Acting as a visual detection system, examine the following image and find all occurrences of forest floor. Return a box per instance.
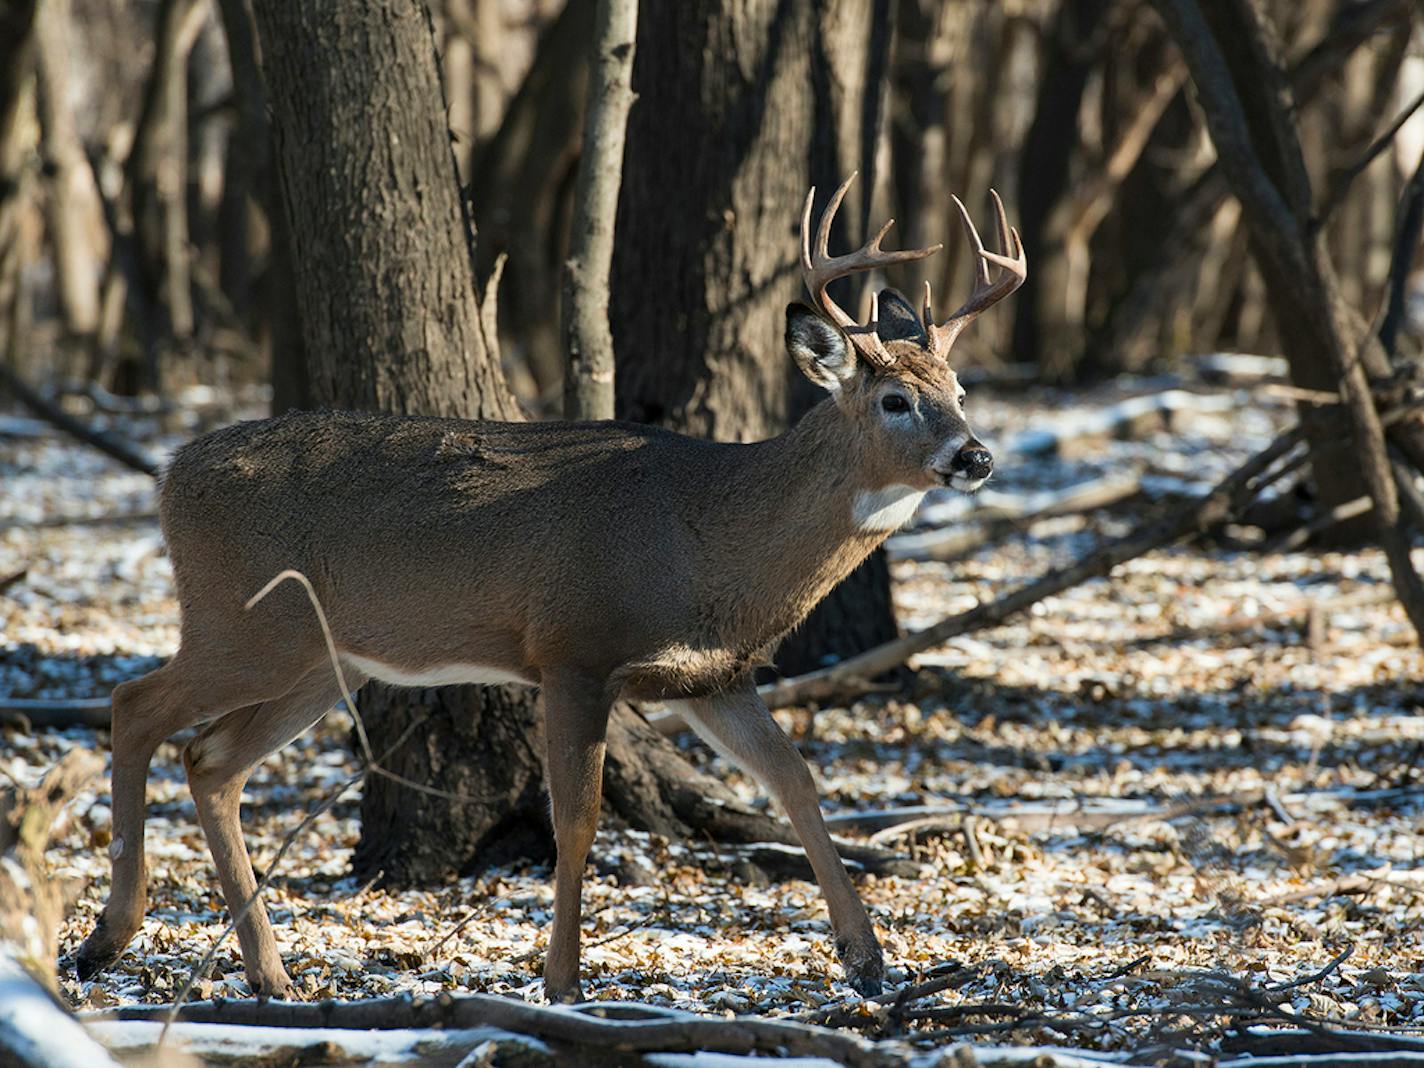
[2,376,1422,1062]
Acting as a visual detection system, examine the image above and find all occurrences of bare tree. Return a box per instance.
[1151,0,1424,638]
[562,0,637,420]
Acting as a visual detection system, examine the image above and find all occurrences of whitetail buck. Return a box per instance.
[75,175,1025,1002]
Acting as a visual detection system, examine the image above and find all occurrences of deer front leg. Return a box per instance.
[681,685,884,996]
[540,669,613,1004]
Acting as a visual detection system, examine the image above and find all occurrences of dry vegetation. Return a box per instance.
[3,381,1421,1062]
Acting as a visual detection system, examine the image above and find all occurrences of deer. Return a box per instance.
[74,174,1025,1004]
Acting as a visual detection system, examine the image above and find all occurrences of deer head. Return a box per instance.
[786,173,1027,494]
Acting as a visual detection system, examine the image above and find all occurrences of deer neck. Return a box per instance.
[698,398,923,649]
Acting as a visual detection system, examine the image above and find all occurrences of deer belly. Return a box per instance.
[342,653,533,689]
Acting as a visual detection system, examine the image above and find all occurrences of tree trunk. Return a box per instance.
[250,0,812,884]
[1150,0,1424,639]
[250,0,551,885]
[1010,0,1108,380]
[612,0,901,678]
[562,0,637,421]
[213,0,308,412]
[0,0,38,366]
[34,0,105,338]
[472,0,594,405]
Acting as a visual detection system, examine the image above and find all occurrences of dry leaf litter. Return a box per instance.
[1,380,1421,1059]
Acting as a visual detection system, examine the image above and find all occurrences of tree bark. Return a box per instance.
[562,0,637,421]
[250,0,549,885]
[0,0,37,366]
[612,0,901,678]
[1010,0,1109,379]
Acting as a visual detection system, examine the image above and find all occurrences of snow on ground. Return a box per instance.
[1,381,1421,1057]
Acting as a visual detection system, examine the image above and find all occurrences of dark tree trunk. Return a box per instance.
[1180,0,1410,542]
[472,0,594,404]
[1010,0,1107,379]
[612,0,900,679]
[250,0,550,886]
[214,0,308,413]
[249,0,818,884]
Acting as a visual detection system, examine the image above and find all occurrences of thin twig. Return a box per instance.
[1318,87,1424,227]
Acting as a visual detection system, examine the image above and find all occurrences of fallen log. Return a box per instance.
[88,1021,553,1067]
[0,956,122,1068]
[97,993,905,1068]
[0,697,113,730]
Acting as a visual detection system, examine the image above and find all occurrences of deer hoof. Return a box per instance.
[836,934,885,998]
[74,943,119,982]
[74,918,131,981]
[250,970,298,1001]
[544,979,584,1004]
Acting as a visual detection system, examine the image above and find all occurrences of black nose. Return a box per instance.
[952,444,993,480]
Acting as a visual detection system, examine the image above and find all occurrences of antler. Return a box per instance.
[923,189,1027,359]
[800,172,941,369]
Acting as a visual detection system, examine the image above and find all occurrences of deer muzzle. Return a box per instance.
[949,440,993,484]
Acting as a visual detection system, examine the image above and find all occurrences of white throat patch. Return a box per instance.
[852,484,925,532]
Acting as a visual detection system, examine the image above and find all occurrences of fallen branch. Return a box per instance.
[99,993,903,1068]
[0,697,113,730]
[1267,495,1374,552]
[826,786,1424,838]
[888,474,1142,564]
[89,1021,552,1066]
[1123,587,1397,648]
[1,956,122,1068]
[0,362,159,476]
[0,509,158,532]
[1004,388,1236,459]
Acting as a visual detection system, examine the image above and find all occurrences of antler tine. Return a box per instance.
[990,189,1012,260]
[816,174,856,266]
[927,189,1028,358]
[950,194,992,289]
[799,172,942,369]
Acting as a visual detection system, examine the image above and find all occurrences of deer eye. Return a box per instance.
[957,392,967,406]
[881,394,910,414]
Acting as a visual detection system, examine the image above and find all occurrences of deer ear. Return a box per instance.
[876,288,927,346]
[786,303,856,391]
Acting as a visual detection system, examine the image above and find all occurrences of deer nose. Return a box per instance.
[952,443,993,481]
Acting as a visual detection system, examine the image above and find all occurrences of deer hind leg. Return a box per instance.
[75,650,311,981]
[681,684,885,996]
[182,664,361,999]
[539,668,613,1004]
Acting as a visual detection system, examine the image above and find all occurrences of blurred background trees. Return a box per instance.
[2,0,1417,404]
